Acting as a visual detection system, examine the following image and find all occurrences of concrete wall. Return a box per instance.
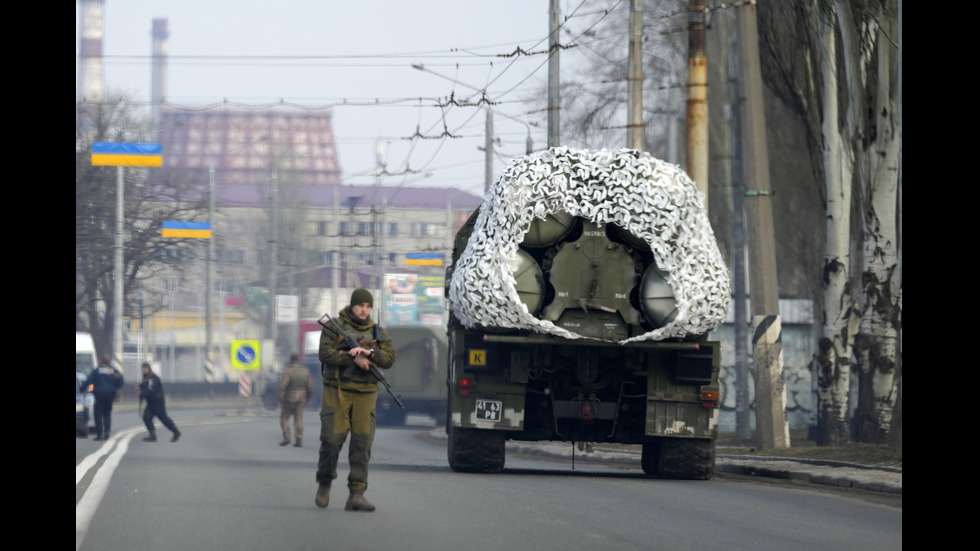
[710,299,816,433]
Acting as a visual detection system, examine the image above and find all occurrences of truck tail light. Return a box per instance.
[700,390,719,409]
[455,376,476,397]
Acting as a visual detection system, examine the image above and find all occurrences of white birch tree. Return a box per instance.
[814,5,860,445]
[835,0,901,443]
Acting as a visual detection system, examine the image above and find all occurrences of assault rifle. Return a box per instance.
[318,314,405,410]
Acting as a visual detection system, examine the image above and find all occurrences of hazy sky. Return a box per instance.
[75,1,587,196]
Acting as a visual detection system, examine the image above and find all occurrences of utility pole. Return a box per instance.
[485,110,494,192]
[548,0,561,147]
[206,166,216,383]
[727,23,751,441]
[114,166,124,372]
[267,167,279,367]
[735,1,789,449]
[687,0,709,204]
[627,0,644,150]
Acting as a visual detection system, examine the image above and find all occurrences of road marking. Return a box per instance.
[76,427,140,551]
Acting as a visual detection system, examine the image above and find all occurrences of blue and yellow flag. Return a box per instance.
[162,221,212,239]
[405,253,442,266]
[91,142,162,167]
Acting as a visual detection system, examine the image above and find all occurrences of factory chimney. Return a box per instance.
[151,18,169,130]
[77,0,105,103]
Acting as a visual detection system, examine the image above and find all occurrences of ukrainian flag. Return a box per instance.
[405,253,442,266]
[162,221,212,239]
[91,142,163,167]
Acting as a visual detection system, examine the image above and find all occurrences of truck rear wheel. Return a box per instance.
[447,424,506,473]
[657,438,715,480]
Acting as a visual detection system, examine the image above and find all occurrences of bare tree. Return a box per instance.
[757,0,901,444]
[76,95,208,360]
[554,0,901,446]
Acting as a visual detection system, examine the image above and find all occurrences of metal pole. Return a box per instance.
[205,165,215,381]
[332,188,339,315]
[728,23,751,441]
[686,0,709,204]
[114,166,124,372]
[627,0,644,150]
[268,168,278,351]
[485,109,494,193]
[548,0,561,147]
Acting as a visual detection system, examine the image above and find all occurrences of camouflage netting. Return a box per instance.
[448,147,731,343]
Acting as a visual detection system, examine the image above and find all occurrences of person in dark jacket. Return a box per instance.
[314,288,396,512]
[85,354,124,441]
[137,362,181,442]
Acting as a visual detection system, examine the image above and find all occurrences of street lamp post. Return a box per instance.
[267,167,278,350]
[206,165,216,381]
[91,141,163,379]
[114,166,124,371]
[205,135,268,382]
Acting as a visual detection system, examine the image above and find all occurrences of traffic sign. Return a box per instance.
[231,340,261,370]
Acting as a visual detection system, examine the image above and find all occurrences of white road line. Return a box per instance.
[75,427,140,551]
[75,426,142,485]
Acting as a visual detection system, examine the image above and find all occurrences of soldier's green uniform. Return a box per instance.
[315,289,396,511]
[278,355,313,447]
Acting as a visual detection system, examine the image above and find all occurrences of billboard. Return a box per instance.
[384,273,445,326]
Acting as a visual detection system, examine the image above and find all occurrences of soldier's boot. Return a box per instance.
[344,492,375,512]
[171,430,181,443]
[294,438,302,447]
[143,432,157,442]
[279,434,290,446]
[314,483,330,509]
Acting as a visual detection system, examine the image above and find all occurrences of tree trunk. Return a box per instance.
[852,0,901,444]
[814,7,858,446]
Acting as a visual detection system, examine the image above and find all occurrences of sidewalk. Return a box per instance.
[434,431,902,495]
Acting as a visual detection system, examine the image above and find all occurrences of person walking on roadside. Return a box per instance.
[315,288,396,512]
[137,362,181,442]
[85,354,124,441]
[278,353,313,447]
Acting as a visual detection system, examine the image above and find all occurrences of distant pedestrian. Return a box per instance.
[85,354,124,441]
[315,288,396,512]
[137,362,181,442]
[278,353,313,447]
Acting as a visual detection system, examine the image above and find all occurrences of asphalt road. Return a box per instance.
[77,402,901,551]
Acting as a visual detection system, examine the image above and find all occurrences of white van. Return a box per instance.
[76,332,98,377]
[76,332,97,437]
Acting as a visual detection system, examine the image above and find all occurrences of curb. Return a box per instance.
[460,432,902,495]
[715,460,902,495]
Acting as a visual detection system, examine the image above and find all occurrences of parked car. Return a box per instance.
[76,374,92,438]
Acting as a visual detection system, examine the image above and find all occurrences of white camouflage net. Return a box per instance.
[449,147,731,343]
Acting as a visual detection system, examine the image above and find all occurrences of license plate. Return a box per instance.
[475,399,502,422]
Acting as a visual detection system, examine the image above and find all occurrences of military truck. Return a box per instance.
[444,148,731,479]
[375,325,448,426]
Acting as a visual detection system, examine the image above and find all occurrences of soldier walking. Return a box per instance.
[315,288,396,512]
[278,353,313,447]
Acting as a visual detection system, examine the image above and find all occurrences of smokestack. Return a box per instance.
[77,0,105,103]
[151,18,169,129]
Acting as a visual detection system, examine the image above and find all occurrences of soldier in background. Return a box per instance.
[278,353,313,447]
